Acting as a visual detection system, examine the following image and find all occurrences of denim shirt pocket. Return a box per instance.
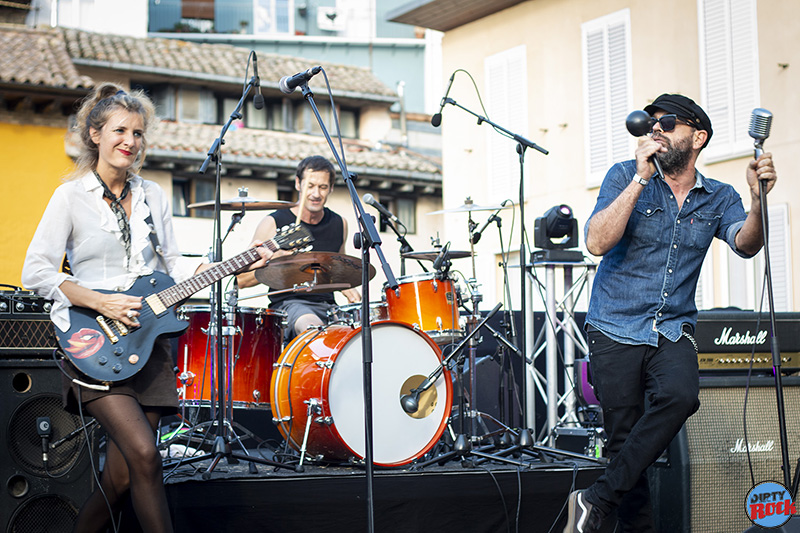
[630,201,664,243]
[686,211,721,250]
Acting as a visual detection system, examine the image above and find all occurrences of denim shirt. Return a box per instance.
[585,160,752,346]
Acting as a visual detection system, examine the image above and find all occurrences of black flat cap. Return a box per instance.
[644,93,713,148]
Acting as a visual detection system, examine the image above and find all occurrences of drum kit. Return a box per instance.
[169,194,522,469]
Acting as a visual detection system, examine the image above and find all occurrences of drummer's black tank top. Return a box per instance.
[268,207,344,305]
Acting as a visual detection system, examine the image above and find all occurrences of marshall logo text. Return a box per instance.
[714,327,768,347]
[730,438,775,454]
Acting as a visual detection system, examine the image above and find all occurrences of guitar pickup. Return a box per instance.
[96,316,119,344]
[145,294,166,316]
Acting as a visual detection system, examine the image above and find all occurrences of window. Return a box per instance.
[177,86,216,124]
[377,197,416,234]
[254,0,294,35]
[581,9,633,188]
[484,45,528,203]
[698,0,760,162]
[172,177,215,219]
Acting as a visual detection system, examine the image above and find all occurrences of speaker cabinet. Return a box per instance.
[650,376,800,532]
[1,359,97,532]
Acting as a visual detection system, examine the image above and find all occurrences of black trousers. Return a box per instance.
[584,326,700,532]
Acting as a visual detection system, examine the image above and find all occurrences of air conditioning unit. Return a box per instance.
[317,6,345,32]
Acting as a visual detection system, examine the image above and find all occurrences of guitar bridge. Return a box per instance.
[96,316,119,344]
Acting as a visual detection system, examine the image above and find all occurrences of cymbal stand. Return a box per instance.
[163,52,296,477]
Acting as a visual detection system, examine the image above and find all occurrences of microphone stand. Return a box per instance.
[164,73,294,476]
[298,77,398,533]
[440,96,548,433]
[381,216,427,277]
[756,169,793,493]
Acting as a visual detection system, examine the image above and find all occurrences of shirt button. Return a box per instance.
[658,312,663,317]
[677,219,681,224]
[664,292,668,297]
[668,268,673,273]
[673,244,678,249]
[646,209,652,214]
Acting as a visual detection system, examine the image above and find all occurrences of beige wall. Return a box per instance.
[438,0,800,311]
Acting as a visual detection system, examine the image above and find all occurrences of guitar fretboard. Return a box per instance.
[155,241,277,308]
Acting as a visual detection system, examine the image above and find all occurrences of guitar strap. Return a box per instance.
[143,195,169,273]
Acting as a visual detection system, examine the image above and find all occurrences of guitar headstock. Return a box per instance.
[274,223,314,251]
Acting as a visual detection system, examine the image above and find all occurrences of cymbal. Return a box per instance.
[187,197,296,211]
[402,250,473,261]
[254,252,376,290]
[427,200,511,215]
[268,283,352,297]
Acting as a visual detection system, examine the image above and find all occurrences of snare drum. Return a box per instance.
[326,302,389,326]
[176,306,286,408]
[384,272,463,344]
[271,322,452,466]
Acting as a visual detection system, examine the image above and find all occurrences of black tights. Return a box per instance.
[74,394,173,533]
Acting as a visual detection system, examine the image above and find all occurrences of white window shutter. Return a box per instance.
[484,45,528,202]
[699,0,760,162]
[582,9,632,187]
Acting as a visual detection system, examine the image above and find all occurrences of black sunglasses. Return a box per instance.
[650,114,697,132]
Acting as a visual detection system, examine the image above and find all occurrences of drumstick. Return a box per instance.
[295,178,308,225]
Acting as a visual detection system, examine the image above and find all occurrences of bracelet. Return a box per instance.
[632,174,649,186]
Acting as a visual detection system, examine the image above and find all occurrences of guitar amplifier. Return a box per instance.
[695,311,800,373]
[0,291,56,357]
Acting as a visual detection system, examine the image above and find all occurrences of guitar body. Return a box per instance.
[55,272,187,384]
[54,223,313,384]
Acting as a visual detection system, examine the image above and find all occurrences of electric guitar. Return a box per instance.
[55,224,313,384]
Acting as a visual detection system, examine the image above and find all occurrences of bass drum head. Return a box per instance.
[326,322,451,466]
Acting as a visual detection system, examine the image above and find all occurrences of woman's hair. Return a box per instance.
[69,82,156,180]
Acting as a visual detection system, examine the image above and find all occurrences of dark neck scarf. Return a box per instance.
[94,171,131,261]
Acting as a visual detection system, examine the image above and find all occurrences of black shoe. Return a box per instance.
[564,490,602,533]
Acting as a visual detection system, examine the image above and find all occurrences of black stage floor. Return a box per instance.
[161,449,605,533]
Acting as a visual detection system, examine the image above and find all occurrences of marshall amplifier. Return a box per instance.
[649,376,800,532]
[0,290,57,357]
[695,310,800,373]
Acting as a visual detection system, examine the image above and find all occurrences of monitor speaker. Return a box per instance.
[1,359,98,532]
[650,376,800,532]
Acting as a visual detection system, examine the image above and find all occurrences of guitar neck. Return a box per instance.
[155,241,276,308]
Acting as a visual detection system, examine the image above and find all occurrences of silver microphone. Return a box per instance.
[362,193,400,224]
[748,108,773,159]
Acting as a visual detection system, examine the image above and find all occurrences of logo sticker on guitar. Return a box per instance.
[65,328,105,359]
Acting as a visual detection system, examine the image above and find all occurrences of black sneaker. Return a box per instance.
[564,490,602,533]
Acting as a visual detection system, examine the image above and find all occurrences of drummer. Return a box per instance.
[238,155,361,341]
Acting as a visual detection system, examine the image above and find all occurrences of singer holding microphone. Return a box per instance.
[238,155,361,340]
[564,94,777,533]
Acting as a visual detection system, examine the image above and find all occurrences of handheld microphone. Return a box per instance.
[626,109,664,181]
[748,108,773,159]
[431,71,456,127]
[37,416,51,464]
[362,193,400,224]
[252,52,264,110]
[279,66,323,95]
[471,201,508,244]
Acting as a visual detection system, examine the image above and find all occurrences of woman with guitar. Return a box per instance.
[22,83,274,532]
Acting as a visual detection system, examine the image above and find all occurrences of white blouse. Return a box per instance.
[22,171,195,331]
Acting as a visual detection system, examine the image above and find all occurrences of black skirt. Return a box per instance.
[61,336,179,415]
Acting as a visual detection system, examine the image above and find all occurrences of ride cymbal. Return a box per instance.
[253,252,376,290]
[188,197,296,211]
[427,198,511,215]
[402,250,473,261]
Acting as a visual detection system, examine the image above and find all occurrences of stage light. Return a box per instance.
[534,204,579,250]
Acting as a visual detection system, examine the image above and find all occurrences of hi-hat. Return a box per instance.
[427,199,512,215]
[254,252,375,290]
[188,197,296,211]
[402,250,473,261]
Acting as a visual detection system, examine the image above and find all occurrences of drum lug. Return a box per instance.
[315,360,334,369]
[274,362,293,368]
[412,323,421,332]
[272,416,291,424]
[433,279,438,292]
[314,416,333,426]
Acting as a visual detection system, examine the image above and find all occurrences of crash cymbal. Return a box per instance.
[187,197,296,211]
[402,250,473,261]
[254,252,376,290]
[427,198,511,215]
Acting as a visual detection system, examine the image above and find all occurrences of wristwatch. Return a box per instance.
[632,174,650,186]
